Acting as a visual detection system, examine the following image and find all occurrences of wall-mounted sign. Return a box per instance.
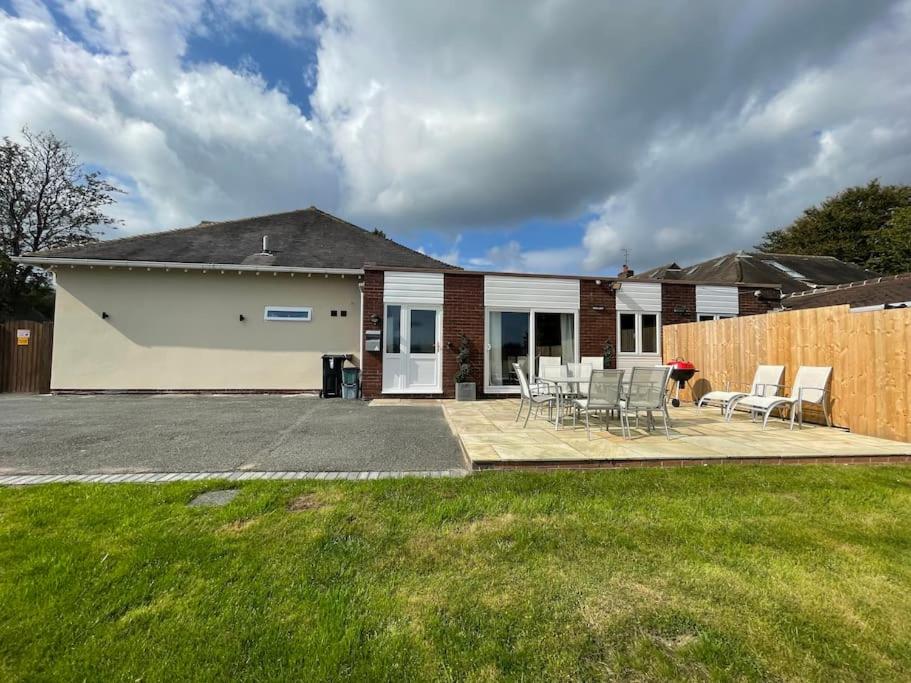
[16,329,30,346]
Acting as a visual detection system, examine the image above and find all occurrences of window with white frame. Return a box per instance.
[618,312,660,354]
[697,313,735,322]
[264,306,312,322]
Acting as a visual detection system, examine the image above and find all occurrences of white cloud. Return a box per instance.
[313,0,911,271]
[417,233,461,266]
[479,240,588,274]
[0,3,338,235]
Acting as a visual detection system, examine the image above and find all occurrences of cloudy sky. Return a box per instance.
[2,0,910,275]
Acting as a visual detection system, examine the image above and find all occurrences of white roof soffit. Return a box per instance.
[13,256,363,276]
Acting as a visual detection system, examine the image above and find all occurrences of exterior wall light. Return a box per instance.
[673,305,689,314]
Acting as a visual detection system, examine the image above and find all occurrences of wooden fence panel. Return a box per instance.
[663,305,911,443]
[0,321,54,393]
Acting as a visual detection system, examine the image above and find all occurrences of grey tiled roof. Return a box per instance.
[781,273,911,310]
[27,207,454,271]
[635,251,878,294]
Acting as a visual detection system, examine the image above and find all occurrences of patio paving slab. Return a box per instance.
[441,400,911,467]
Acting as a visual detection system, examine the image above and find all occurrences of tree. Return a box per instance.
[756,180,911,275]
[0,128,121,319]
[874,206,911,275]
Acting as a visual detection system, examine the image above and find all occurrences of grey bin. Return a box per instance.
[341,366,360,400]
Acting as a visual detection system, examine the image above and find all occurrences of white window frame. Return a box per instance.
[697,313,736,322]
[383,303,403,355]
[616,311,661,355]
[264,306,312,322]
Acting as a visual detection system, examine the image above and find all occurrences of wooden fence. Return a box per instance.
[0,321,54,393]
[662,304,911,442]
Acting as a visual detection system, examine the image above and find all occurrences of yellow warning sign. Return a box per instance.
[16,329,30,346]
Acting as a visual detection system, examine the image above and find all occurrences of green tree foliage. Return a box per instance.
[874,206,911,276]
[757,180,911,275]
[0,128,121,319]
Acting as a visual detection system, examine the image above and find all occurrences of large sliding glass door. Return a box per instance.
[533,312,575,374]
[485,309,578,393]
[487,311,529,388]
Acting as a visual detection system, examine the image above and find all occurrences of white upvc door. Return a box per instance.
[382,304,443,394]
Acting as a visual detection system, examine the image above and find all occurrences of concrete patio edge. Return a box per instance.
[472,454,911,470]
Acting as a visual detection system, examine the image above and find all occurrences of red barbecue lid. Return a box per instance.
[666,358,696,370]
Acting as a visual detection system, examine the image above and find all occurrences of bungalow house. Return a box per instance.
[16,208,780,398]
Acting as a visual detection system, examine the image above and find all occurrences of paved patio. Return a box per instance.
[435,399,911,469]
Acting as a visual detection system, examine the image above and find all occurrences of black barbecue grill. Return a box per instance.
[666,358,698,407]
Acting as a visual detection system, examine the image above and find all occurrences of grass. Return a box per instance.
[2,467,911,681]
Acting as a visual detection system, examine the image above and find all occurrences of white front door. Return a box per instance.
[382,304,443,393]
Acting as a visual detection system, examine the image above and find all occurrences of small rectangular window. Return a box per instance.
[385,305,401,354]
[264,306,312,322]
[698,314,715,322]
[619,313,636,353]
[641,314,658,353]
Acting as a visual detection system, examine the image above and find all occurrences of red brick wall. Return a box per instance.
[360,270,486,399]
[442,273,485,398]
[662,283,697,326]
[579,280,617,368]
[738,287,780,316]
[360,270,384,399]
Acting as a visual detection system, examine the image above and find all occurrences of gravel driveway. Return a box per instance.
[0,394,465,474]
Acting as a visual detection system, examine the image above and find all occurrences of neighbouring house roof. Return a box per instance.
[17,207,454,272]
[634,251,878,294]
[781,273,911,311]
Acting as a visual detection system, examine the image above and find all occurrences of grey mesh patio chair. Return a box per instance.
[572,369,625,438]
[569,362,594,397]
[619,366,674,440]
[538,363,564,397]
[697,365,784,417]
[726,365,832,430]
[513,363,557,427]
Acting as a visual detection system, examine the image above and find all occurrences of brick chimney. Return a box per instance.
[618,263,635,278]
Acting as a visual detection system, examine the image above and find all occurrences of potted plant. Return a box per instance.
[603,340,614,369]
[453,334,476,401]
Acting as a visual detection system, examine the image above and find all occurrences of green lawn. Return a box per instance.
[2,467,911,681]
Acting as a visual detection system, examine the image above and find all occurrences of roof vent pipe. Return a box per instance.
[262,235,271,254]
